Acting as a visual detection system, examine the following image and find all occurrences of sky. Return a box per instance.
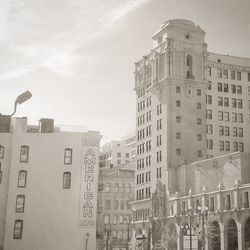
[0,0,250,144]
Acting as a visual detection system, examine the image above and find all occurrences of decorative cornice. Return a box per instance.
[207,60,250,72]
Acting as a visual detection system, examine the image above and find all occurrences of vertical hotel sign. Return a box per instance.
[79,138,99,227]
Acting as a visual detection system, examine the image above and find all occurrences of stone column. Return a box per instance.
[176,225,183,250]
[237,221,244,250]
[219,223,226,250]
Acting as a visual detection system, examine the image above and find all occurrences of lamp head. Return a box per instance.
[16,91,32,105]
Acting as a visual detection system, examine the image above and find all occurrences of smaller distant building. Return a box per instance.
[121,131,136,161]
[97,162,135,250]
[99,140,132,169]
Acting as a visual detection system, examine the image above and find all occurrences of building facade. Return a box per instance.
[131,19,250,249]
[97,163,135,250]
[0,117,101,250]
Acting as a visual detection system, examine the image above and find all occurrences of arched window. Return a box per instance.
[63,172,71,189]
[16,195,25,213]
[0,145,4,159]
[186,55,193,78]
[18,170,27,187]
[13,220,23,239]
[126,184,131,193]
[20,145,29,163]
[104,183,111,192]
[114,183,119,192]
[64,148,73,165]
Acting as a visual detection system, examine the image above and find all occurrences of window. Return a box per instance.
[239,142,244,152]
[206,95,212,104]
[207,67,211,76]
[104,183,111,192]
[217,69,222,78]
[224,83,228,92]
[218,111,223,121]
[113,215,118,225]
[157,104,162,115]
[119,215,124,224]
[114,184,119,192]
[120,200,124,209]
[176,116,181,123]
[224,112,229,121]
[13,220,23,239]
[218,97,223,106]
[176,148,181,155]
[232,113,237,122]
[126,184,131,193]
[207,139,213,149]
[237,71,241,80]
[231,71,235,80]
[237,99,242,108]
[206,110,212,119]
[176,100,181,107]
[16,195,25,213]
[157,135,162,146]
[233,142,238,152]
[156,167,162,179]
[225,194,231,210]
[0,145,4,159]
[197,118,202,125]
[114,200,119,209]
[239,128,243,137]
[18,170,27,188]
[120,184,125,193]
[197,134,202,141]
[224,98,229,107]
[233,127,237,137]
[248,86,250,95]
[197,150,202,158]
[156,151,162,162]
[224,126,230,136]
[219,141,224,151]
[104,214,110,224]
[248,73,250,81]
[237,85,242,94]
[208,81,212,90]
[20,146,29,163]
[117,152,121,157]
[176,86,181,93]
[197,103,201,109]
[105,200,111,209]
[231,84,236,93]
[197,89,201,96]
[232,98,236,108]
[238,113,243,123]
[217,82,222,92]
[117,160,121,165]
[219,126,224,136]
[176,132,181,139]
[63,172,71,189]
[126,153,129,158]
[223,69,228,79]
[209,197,215,212]
[225,141,230,151]
[207,124,213,134]
[0,169,2,184]
[157,119,162,130]
[64,148,72,165]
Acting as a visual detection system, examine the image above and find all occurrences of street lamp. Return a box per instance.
[6,90,32,117]
[197,206,208,250]
[104,223,111,250]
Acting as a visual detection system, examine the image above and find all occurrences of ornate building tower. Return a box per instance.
[134,19,208,197]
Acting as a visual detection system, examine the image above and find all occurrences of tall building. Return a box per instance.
[97,162,135,250]
[0,117,101,250]
[131,19,250,249]
[134,18,250,199]
[121,131,136,161]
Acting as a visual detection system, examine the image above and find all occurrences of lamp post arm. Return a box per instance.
[7,100,18,117]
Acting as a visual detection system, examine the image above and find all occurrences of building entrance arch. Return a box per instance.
[207,221,220,250]
[226,219,238,250]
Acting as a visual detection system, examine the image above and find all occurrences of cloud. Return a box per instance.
[0,0,152,81]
